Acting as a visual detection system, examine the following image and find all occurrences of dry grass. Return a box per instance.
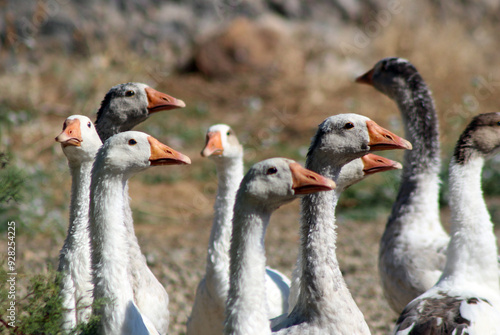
[1,7,500,334]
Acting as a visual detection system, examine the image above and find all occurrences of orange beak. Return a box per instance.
[201,131,224,157]
[148,136,191,166]
[145,87,186,114]
[361,153,402,175]
[355,68,374,85]
[289,162,336,195]
[55,118,82,147]
[366,120,412,151]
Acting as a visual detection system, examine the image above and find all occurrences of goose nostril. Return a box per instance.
[386,135,393,140]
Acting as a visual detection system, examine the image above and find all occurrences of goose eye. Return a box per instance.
[125,90,135,97]
[128,139,137,145]
[87,122,92,128]
[344,122,354,129]
[497,121,500,126]
[226,131,231,136]
[266,167,278,175]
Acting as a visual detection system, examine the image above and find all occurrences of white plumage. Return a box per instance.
[56,115,102,331]
[89,131,190,334]
[188,124,290,335]
[223,158,336,335]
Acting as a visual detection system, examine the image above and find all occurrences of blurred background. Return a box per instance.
[1,0,500,333]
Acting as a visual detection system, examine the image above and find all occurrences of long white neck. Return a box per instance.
[224,205,272,335]
[62,161,93,266]
[440,157,499,289]
[206,156,244,304]
[90,171,136,333]
[293,163,367,332]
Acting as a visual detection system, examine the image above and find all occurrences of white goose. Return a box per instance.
[356,57,450,313]
[187,124,291,335]
[94,82,185,334]
[392,113,500,334]
[55,115,102,331]
[272,114,411,335]
[89,131,191,334]
[285,153,402,315]
[224,158,336,335]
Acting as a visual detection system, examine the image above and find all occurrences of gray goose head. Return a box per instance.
[307,113,412,170]
[236,158,336,212]
[355,57,424,99]
[454,112,500,164]
[95,82,185,141]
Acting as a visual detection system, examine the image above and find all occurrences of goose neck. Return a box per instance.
[442,156,499,289]
[395,80,441,177]
[90,170,135,330]
[225,205,272,335]
[65,162,93,248]
[205,156,244,300]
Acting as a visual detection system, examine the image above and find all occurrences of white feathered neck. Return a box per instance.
[441,156,499,289]
[206,155,244,303]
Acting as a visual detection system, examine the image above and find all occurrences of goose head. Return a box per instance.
[454,112,500,164]
[237,158,336,212]
[96,131,191,177]
[55,115,102,165]
[307,113,412,169]
[336,154,402,192]
[95,82,186,141]
[201,124,243,159]
[355,57,422,99]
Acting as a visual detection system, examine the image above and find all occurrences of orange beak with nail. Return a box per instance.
[290,162,336,195]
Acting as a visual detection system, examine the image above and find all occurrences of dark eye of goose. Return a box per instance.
[344,122,354,129]
[128,139,137,145]
[266,167,278,175]
[227,130,231,136]
[125,90,135,97]
[87,122,91,128]
[497,121,500,126]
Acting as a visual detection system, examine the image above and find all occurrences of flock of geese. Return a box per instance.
[54,57,500,334]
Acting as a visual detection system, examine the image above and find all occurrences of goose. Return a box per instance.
[89,131,191,334]
[187,124,291,335]
[271,114,412,335]
[94,82,186,333]
[285,153,402,316]
[356,57,451,313]
[55,115,102,331]
[224,157,336,335]
[392,112,500,334]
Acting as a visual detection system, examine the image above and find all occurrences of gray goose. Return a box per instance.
[357,58,450,313]
[94,82,185,334]
[266,114,411,335]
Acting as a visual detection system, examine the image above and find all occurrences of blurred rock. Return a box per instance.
[194,17,304,78]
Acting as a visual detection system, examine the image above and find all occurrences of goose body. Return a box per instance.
[357,58,450,313]
[224,158,336,335]
[56,115,102,331]
[272,114,411,335]
[188,124,290,335]
[392,113,500,334]
[94,82,185,333]
[89,131,190,334]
